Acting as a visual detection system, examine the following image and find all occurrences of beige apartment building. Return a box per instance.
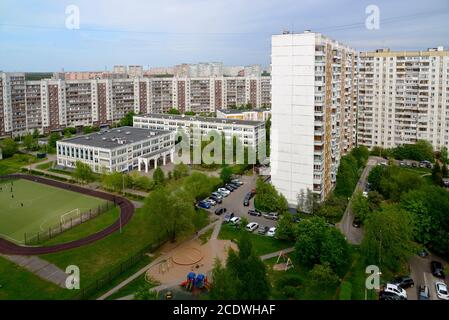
[358,47,449,150]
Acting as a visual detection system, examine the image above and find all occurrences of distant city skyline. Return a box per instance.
[1,0,448,71]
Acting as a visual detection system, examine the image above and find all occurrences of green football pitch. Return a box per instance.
[0,179,108,244]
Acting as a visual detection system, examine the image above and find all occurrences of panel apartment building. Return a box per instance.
[357,47,449,150]
[271,31,357,206]
[0,72,271,137]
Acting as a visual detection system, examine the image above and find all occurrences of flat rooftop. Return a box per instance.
[136,113,264,126]
[218,109,270,115]
[59,126,170,149]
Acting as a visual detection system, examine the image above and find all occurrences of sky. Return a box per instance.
[0,0,448,72]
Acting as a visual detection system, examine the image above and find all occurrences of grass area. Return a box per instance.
[0,154,41,176]
[338,247,378,300]
[41,207,120,246]
[268,254,338,300]
[0,179,108,243]
[199,228,213,245]
[218,223,293,256]
[40,208,160,291]
[36,161,54,170]
[0,256,69,300]
[106,273,157,300]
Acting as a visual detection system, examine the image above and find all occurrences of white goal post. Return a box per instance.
[60,208,81,225]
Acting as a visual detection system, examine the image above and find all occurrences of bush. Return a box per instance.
[275,274,302,288]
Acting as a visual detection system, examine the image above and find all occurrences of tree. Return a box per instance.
[0,138,18,158]
[392,140,434,162]
[23,133,37,151]
[217,233,271,300]
[351,191,370,222]
[167,108,181,115]
[73,161,95,184]
[153,167,165,187]
[173,162,189,180]
[432,162,443,186]
[32,128,40,139]
[440,146,448,165]
[48,132,61,148]
[334,154,359,197]
[295,217,350,276]
[143,187,195,242]
[442,163,448,178]
[254,178,288,213]
[102,171,125,192]
[309,263,340,288]
[367,165,384,192]
[209,259,239,300]
[183,172,220,201]
[118,111,136,127]
[361,204,415,272]
[296,189,305,213]
[275,213,297,241]
[220,165,233,184]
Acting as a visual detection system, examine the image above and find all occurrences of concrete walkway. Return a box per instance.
[1,254,68,288]
[260,247,295,261]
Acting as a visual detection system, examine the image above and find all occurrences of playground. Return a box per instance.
[145,228,237,295]
[0,178,108,244]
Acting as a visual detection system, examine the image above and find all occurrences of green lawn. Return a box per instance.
[0,154,41,176]
[40,208,161,291]
[218,224,294,256]
[106,273,156,300]
[0,256,70,300]
[41,207,120,246]
[0,179,108,243]
[36,161,54,170]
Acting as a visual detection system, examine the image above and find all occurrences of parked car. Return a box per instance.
[205,198,216,206]
[418,285,430,300]
[352,217,362,228]
[293,215,302,223]
[211,192,223,200]
[258,225,269,235]
[391,276,414,289]
[229,182,240,189]
[248,209,261,217]
[209,194,222,204]
[231,179,243,186]
[214,207,227,215]
[197,200,211,209]
[266,227,276,237]
[263,212,279,220]
[399,161,406,167]
[243,193,251,206]
[435,281,449,300]
[431,261,445,278]
[218,188,230,197]
[246,222,259,232]
[379,291,406,300]
[230,216,241,226]
[383,283,407,299]
[417,248,429,257]
[224,184,235,192]
[223,212,235,223]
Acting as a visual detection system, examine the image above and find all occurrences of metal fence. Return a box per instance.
[24,202,113,245]
[72,238,166,300]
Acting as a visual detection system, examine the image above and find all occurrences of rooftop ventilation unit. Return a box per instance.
[126,131,131,135]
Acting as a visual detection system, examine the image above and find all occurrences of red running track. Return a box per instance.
[0,174,135,255]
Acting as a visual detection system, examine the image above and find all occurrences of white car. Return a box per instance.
[362,191,368,198]
[435,281,449,300]
[231,179,243,186]
[384,283,407,299]
[245,222,259,232]
[266,227,276,237]
[230,216,241,225]
[205,198,216,206]
[218,188,230,197]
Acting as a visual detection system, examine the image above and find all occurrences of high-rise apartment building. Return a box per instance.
[0,72,271,136]
[358,47,449,150]
[271,31,357,206]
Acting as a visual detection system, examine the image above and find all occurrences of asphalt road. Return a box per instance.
[407,254,447,300]
[337,156,381,245]
[206,174,276,230]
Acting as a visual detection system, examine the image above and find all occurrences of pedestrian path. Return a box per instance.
[1,254,68,288]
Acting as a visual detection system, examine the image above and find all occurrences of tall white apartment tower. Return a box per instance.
[358,47,449,150]
[271,31,357,206]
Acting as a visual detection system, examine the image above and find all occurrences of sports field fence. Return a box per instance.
[24,201,114,245]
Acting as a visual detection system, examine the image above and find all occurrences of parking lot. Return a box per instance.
[206,174,277,230]
[407,254,447,300]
